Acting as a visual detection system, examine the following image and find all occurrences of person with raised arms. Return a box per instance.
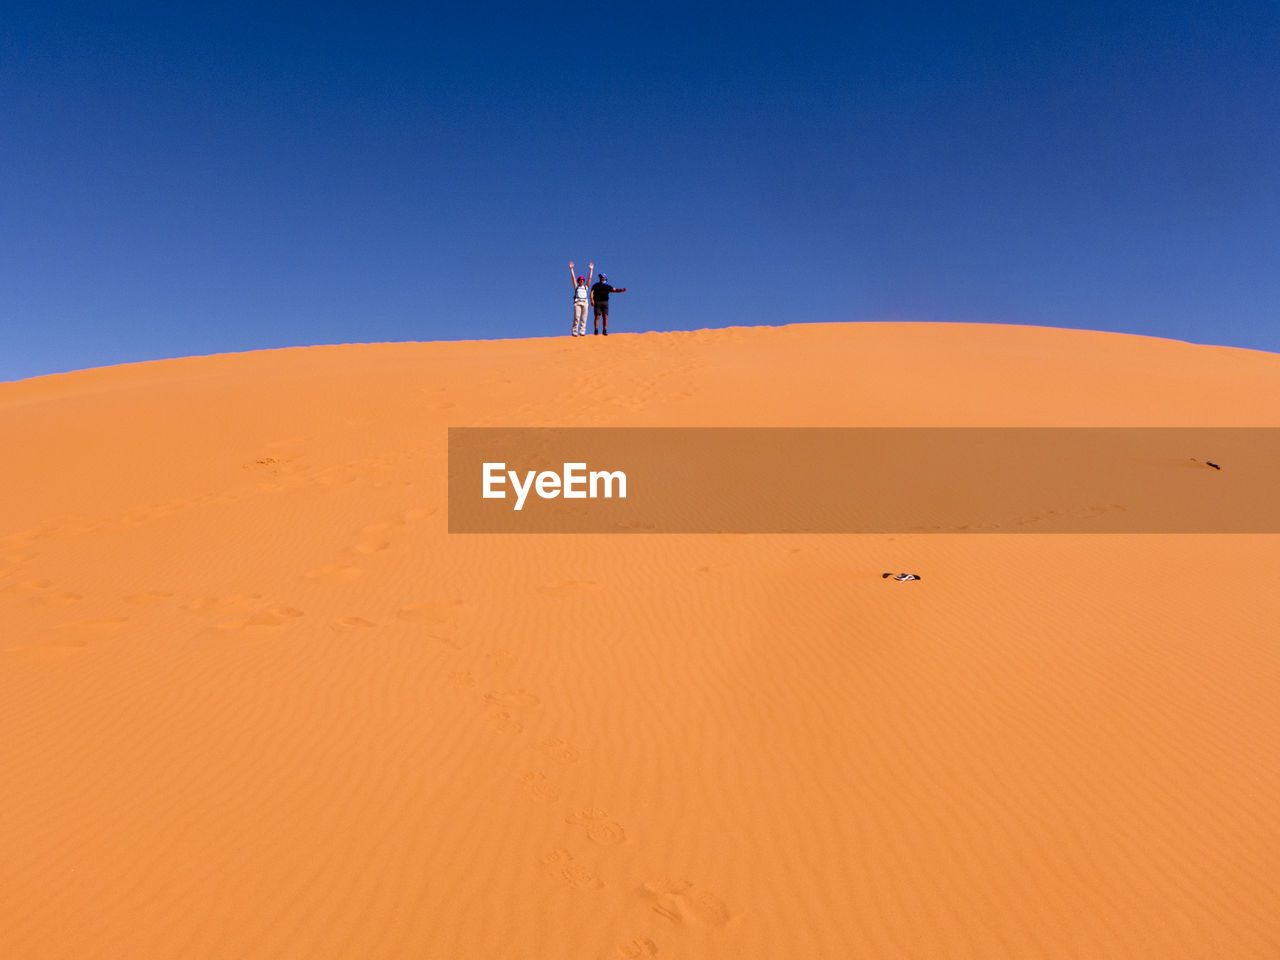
[568,261,593,337]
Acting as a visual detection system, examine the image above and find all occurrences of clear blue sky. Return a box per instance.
[3,1,1277,381]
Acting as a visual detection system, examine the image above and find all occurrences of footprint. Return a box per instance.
[639,880,691,924]
[541,848,604,891]
[330,616,377,632]
[566,810,627,846]
[0,579,83,605]
[349,540,390,555]
[485,649,516,671]
[401,507,435,522]
[218,607,304,629]
[448,670,477,689]
[521,771,561,802]
[316,469,359,487]
[188,594,264,616]
[640,879,690,898]
[684,888,732,927]
[487,710,523,735]
[609,937,659,958]
[55,617,128,632]
[539,737,581,764]
[396,600,473,624]
[1,578,49,594]
[304,564,364,582]
[4,638,88,662]
[638,880,730,927]
[123,591,173,605]
[540,580,600,594]
[397,601,474,647]
[251,606,304,624]
[265,435,312,450]
[484,689,541,709]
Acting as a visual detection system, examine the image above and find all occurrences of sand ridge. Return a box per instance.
[2,322,1279,958]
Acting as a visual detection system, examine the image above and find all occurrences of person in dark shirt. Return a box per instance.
[589,273,627,335]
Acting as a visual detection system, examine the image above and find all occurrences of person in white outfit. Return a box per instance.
[569,260,593,337]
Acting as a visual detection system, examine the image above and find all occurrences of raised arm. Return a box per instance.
[588,262,594,286]
[569,261,577,287]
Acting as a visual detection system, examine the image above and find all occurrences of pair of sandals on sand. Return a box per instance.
[882,572,922,582]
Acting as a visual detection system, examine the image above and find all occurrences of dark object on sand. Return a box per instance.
[882,572,922,582]
[1206,461,1221,470]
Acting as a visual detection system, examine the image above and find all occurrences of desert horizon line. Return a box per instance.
[7,318,1278,387]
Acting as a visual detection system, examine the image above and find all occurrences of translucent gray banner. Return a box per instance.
[448,428,1280,533]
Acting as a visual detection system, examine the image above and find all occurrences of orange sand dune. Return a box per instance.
[2,322,1279,959]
